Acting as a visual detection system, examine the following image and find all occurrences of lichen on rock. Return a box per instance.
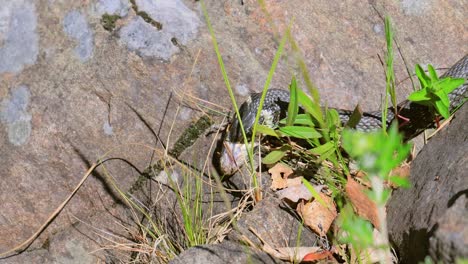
[63,10,94,62]
[0,85,32,146]
[119,17,178,60]
[0,1,38,74]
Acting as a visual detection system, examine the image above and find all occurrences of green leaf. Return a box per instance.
[318,148,337,163]
[434,90,450,108]
[434,99,450,119]
[309,142,334,155]
[388,176,411,188]
[415,64,430,89]
[427,64,439,81]
[439,77,465,94]
[342,124,410,177]
[297,89,324,126]
[279,126,322,139]
[326,108,341,128]
[256,124,279,137]
[408,88,431,102]
[262,145,290,164]
[286,76,299,126]
[282,114,314,126]
[302,178,328,207]
[337,205,374,250]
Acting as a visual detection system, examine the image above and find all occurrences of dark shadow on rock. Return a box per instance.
[447,189,468,207]
[398,228,430,263]
[70,144,126,206]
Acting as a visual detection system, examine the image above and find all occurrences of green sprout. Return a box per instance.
[408,64,465,119]
[342,124,411,263]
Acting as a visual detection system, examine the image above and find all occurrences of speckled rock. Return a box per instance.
[0,0,466,263]
[170,241,284,264]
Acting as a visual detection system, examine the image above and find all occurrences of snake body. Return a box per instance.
[220,55,468,174]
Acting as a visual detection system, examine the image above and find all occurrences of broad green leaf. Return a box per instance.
[415,64,430,89]
[256,124,279,137]
[309,142,334,155]
[262,145,290,164]
[439,78,465,94]
[427,64,439,81]
[434,99,450,119]
[286,76,299,126]
[318,147,337,162]
[435,90,450,108]
[388,176,411,188]
[293,114,315,126]
[297,89,324,126]
[279,126,322,139]
[326,108,341,128]
[408,88,431,102]
[280,114,315,126]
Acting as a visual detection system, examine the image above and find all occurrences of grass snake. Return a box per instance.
[220,54,468,175]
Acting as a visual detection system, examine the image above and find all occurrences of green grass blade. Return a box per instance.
[249,23,289,148]
[200,1,255,170]
[287,76,299,126]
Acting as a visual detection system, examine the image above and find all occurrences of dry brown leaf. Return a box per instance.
[275,247,322,262]
[302,250,333,262]
[297,193,337,236]
[388,163,411,189]
[276,184,325,203]
[345,176,380,228]
[268,163,293,190]
[355,170,367,179]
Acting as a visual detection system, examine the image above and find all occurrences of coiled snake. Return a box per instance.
[220,55,468,175]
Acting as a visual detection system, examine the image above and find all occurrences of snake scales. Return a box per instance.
[220,55,468,175]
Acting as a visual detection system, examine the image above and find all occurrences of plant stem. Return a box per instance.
[370,175,392,264]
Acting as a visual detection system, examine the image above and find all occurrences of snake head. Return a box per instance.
[227,96,257,143]
[227,89,289,143]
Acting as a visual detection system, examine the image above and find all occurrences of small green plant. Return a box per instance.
[342,124,411,263]
[337,205,374,253]
[173,169,206,247]
[408,64,465,119]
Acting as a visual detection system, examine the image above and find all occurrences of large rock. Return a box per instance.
[0,0,466,262]
[229,197,321,251]
[170,241,283,264]
[387,105,468,263]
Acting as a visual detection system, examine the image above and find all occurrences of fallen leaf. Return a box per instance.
[275,247,322,262]
[345,176,380,228]
[388,163,411,188]
[276,184,325,202]
[269,163,293,190]
[302,250,333,262]
[297,193,337,236]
